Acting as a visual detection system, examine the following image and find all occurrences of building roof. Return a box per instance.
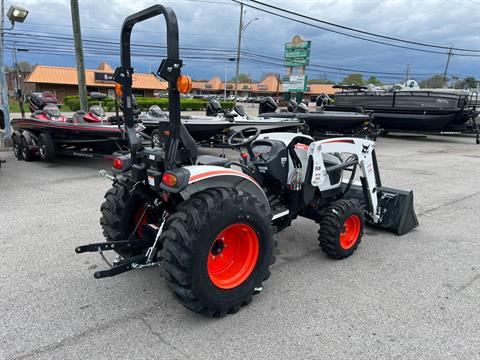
[190,75,335,95]
[25,63,167,90]
[306,84,336,95]
[97,62,113,72]
[25,63,336,95]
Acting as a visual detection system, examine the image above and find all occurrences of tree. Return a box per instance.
[6,60,34,74]
[340,73,364,86]
[260,72,280,81]
[366,76,383,86]
[464,76,478,89]
[419,74,446,88]
[229,73,252,83]
[17,61,33,73]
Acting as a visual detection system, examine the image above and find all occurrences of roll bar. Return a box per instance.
[113,4,182,167]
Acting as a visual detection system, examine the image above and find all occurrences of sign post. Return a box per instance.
[283,35,311,102]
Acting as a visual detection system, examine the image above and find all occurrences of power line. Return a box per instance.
[233,0,480,57]
[245,0,480,53]
[5,31,444,77]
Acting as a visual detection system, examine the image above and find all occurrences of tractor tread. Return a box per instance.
[160,187,275,317]
[318,199,364,260]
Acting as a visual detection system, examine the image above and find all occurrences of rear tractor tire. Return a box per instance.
[38,133,56,161]
[100,175,154,258]
[318,199,364,260]
[160,188,275,317]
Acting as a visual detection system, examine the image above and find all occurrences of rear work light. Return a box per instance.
[176,75,192,94]
[115,83,123,97]
[113,158,123,170]
[162,172,177,187]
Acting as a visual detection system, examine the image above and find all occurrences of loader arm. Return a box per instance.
[308,138,380,222]
[308,137,417,235]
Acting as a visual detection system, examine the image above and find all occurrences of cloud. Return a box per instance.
[6,0,480,82]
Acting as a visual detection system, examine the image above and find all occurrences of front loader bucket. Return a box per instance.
[374,187,419,235]
[344,184,419,235]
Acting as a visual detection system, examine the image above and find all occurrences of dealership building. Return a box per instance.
[24,62,335,101]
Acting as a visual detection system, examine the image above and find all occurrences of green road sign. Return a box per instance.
[285,40,311,50]
[284,58,310,67]
[284,49,310,59]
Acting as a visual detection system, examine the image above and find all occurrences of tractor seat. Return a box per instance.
[196,155,229,167]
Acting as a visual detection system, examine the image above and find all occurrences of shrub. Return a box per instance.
[63,96,234,112]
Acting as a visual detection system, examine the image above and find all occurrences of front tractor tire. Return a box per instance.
[318,199,364,260]
[160,188,275,317]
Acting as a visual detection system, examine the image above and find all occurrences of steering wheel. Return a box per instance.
[227,127,260,147]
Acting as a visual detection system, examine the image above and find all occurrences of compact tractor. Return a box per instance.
[76,5,418,317]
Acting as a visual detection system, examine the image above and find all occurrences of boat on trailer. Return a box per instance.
[11,103,141,161]
[326,82,477,132]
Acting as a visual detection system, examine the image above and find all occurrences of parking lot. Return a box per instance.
[1,134,480,360]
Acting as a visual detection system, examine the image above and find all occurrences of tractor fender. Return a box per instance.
[180,165,271,216]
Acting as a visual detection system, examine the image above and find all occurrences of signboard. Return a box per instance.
[284,58,309,67]
[284,35,311,67]
[257,84,268,90]
[282,75,307,92]
[94,72,114,82]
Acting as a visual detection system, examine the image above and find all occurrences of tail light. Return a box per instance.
[162,172,177,187]
[113,158,123,170]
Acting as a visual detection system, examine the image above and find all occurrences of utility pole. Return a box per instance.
[12,43,24,118]
[0,0,11,138]
[233,2,244,105]
[443,46,453,88]
[70,0,88,111]
[405,64,410,83]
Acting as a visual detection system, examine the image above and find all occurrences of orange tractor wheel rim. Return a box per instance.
[339,215,361,250]
[207,223,259,289]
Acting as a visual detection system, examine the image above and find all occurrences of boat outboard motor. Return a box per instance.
[287,99,298,112]
[206,99,222,116]
[90,105,105,118]
[315,93,331,111]
[258,97,278,115]
[147,105,166,118]
[29,91,58,113]
[296,102,309,113]
[234,104,246,117]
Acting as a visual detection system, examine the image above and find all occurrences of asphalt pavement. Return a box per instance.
[1,133,480,359]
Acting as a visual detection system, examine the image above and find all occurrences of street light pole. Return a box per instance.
[233,2,244,105]
[233,4,257,105]
[0,3,28,139]
[0,0,10,137]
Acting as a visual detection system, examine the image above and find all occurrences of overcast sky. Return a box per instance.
[5,0,480,83]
